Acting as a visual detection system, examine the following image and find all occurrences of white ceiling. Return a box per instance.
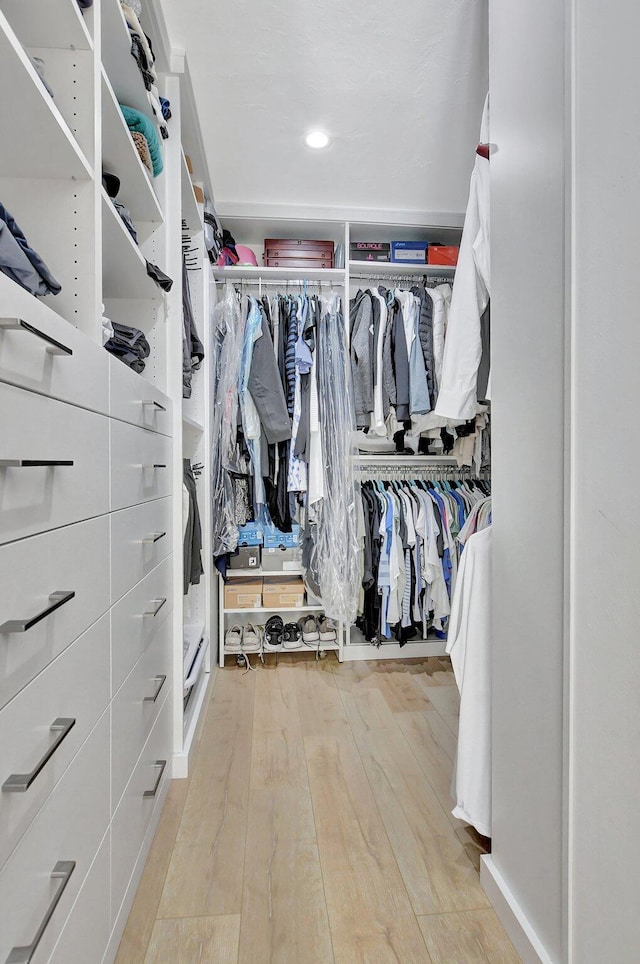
[159,0,488,220]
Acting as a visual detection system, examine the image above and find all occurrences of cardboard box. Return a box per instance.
[390,241,428,264]
[263,524,300,549]
[262,577,305,609]
[229,546,261,570]
[350,242,390,262]
[224,577,263,610]
[193,184,204,204]
[427,245,459,266]
[237,522,263,546]
[261,546,301,572]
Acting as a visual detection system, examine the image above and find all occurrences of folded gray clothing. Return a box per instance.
[0,201,61,296]
[104,339,145,373]
[0,218,56,296]
[109,321,150,357]
[29,56,54,98]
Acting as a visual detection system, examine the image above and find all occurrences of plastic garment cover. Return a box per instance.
[210,282,245,558]
[305,294,360,624]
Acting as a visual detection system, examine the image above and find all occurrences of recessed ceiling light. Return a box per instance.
[305,130,331,150]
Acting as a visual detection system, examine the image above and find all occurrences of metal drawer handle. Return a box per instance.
[0,590,75,634]
[141,464,167,469]
[6,860,76,963]
[143,597,167,618]
[142,400,167,412]
[143,759,166,798]
[0,318,73,356]
[144,675,167,703]
[142,531,167,544]
[2,718,76,792]
[0,460,74,468]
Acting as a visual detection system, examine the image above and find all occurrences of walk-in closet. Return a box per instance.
[1,1,639,962]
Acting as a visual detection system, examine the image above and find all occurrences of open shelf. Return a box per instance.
[2,0,93,50]
[211,265,345,284]
[101,68,163,233]
[348,260,456,277]
[182,413,204,433]
[101,189,163,301]
[101,0,155,117]
[0,14,93,180]
[262,641,340,654]
[224,605,325,614]
[183,622,205,682]
[181,151,201,230]
[226,567,304,578]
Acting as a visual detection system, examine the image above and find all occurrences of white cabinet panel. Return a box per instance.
[0,277,110,415]
[50,832,111,964]
[110,419,172,512]
[0,613,110,870]
[111,555,172,695]
[110,497,172,605]
[108,354,172,436]
[111,615,172,810]
[0,711,110,964]
[0,382,110,544]
[0,515,111,709]
[111,691,171,925]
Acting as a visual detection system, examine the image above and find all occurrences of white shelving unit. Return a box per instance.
[0,1,217,958]
[212,215,463,663]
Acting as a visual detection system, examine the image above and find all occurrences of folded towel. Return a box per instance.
[120,104,163,176]
[131,130,153,174]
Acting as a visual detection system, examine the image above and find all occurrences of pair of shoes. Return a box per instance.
[263,615,302,652]
[225,623,263,667]
[299,613,337,646]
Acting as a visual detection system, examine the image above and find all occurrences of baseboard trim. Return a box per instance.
[481,856,556,964]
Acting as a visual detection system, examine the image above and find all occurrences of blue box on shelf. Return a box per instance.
[390,241,429,265]
[263,524,300,549]
[237,522,264,546]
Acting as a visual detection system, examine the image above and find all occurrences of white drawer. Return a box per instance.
[111,555,173,695]
[50,832,110,964]
[112,616,172,810]
[110,497,173,604]
[0,613,110,870]
[111,692,172,925]
[110,419,172,512]
[109,354,172,436]
[0,516,111,709]
[0,711,110,964]
[0,276,110,416]
[0,382,110,544]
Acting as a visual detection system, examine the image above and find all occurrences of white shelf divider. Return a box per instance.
[101,68,164,233]
[101,0,155,116]
[101,189,163,301]
[0,14,93,180]
[1,0,93,50]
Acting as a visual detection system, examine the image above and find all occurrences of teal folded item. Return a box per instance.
[119,104,163,176]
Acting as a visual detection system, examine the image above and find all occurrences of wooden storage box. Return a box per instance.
[264,239,334,269]
[262,577,305,609]
[224,577,263,609]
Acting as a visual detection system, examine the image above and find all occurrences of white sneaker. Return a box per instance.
[299,615,320,645]
[317,615,337,642]
[225,625,243,653]
[243,623,262,653]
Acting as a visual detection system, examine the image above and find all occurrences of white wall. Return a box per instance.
[489,0,568,960]
[569,3,640,960]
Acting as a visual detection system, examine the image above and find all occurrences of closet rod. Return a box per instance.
[355,463,490,480]
[349,274,452,284]
[228,279,343,287]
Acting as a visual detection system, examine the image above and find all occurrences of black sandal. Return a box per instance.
[264,615,284,651]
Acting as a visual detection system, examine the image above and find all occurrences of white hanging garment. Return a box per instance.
[446,523,492,837]
[435,95,490,420]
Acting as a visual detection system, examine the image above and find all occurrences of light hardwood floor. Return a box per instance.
[116,655,520,964]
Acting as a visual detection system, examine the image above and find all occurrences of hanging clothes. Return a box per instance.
[446,522,492,838]
[435,94,490,420]
[183,460,204,594]
[354,476,491,645]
